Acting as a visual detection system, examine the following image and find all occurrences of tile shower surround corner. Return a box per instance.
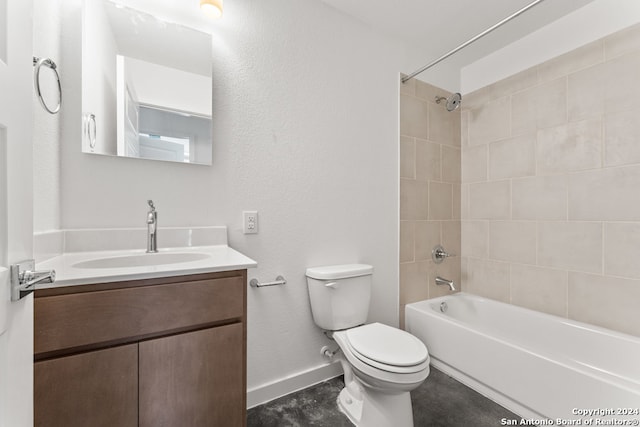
[400,23,640,337]
[459,22,640,337]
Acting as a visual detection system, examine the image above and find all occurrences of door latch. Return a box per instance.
[10,259,55,301]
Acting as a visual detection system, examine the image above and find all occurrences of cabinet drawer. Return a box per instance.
[35,276,244,356]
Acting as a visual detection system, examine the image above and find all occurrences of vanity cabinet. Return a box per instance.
[34,270,247,427]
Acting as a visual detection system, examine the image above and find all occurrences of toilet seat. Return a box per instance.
[346,323,428,370]
[334,323,430,378]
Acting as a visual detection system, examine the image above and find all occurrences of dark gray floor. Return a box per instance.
[247,367,517,427]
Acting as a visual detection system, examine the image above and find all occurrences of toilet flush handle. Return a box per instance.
[325,281,338,289]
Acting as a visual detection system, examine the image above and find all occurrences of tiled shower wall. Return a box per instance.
[461,23,640,337]
[399,79,461,326]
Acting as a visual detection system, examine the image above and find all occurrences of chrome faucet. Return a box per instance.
[146,200,158,253]
[435,276,456,292]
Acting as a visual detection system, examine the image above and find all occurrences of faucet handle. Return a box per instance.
[147,199,155,210]
[432,245,455,264]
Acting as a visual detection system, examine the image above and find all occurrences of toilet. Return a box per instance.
[306,264,429,427]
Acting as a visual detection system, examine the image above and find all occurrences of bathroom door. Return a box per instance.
[0,0,35,425]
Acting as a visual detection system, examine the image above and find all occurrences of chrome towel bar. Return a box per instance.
[250,276,286,288]
[33,56,62,114]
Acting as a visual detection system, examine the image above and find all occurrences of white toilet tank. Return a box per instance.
[305,264,373,331]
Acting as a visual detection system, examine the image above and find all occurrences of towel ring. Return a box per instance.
[33,56,62,115]
[84,113,97,149]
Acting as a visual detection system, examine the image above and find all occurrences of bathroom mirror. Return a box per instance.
[82,0,213,164]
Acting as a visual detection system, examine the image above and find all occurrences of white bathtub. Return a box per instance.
[406,293,640,423]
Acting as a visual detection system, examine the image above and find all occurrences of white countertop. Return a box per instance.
[37,245,257,288]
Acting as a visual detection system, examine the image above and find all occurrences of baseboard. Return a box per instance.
[247,362,343,409]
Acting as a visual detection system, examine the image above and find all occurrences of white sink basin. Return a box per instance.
[72,252,211,269]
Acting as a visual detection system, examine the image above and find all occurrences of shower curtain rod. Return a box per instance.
[401,0,546,84]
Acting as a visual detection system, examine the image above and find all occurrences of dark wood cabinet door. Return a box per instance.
[34,344,138,427]
[139,323,245,427]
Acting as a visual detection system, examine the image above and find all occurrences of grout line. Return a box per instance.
[601,221,605,276]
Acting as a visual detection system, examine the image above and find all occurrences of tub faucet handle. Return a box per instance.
[432,245,455,264]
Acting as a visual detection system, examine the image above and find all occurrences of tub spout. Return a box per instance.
[435,276,456,291]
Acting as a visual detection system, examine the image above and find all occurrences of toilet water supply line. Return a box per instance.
[321,345,339,360]
[401,0,546,83]
[322,343,364,401]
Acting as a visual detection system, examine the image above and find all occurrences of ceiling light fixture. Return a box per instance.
[200,0,223,19]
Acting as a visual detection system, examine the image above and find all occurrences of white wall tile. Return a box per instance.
[461,110,469,147]
[510,264,568,317]
[512,175,567,220]
[537,40,604,83]
[400,76,416,96]
[441,220,461,259]
[463,258,510,302]
[604,108,640,167]
[400,80,461,314]
[469,180,510,220]
[460,184,469,220]
[462,145,487,183]
[414,221,441,261]
[452,184,461,220]
[400,221,415,263]
[429,102,458,145]
[489,66,538,100]
[468,96,510,145]
[415,139,441,181]
[400,95,428,139]
[460,24,640,335]
[537,118,602,174]
[569,165,640,221]
[512,78,567,136]
[489,133,536,180]
[400,261,430,305]
[489,221,537,264]
[400,179,428,220]
[441,146,461,183]
[462,86,491,112]
[567,62,606,122]
[604,22,640,60]
[461,221,488,259]
[604,222,640,279]
[604,51,640,114]
[569,272,640,336]
[415,80,439,103]
[429,182,453,220]
[400,136,415,179]
[537,222,602,274]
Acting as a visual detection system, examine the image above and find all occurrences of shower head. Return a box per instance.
[435,93,462,112]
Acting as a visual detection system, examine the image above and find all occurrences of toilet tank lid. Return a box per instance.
[305,264,373,280]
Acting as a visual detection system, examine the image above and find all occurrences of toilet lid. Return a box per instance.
[345,323,428,367]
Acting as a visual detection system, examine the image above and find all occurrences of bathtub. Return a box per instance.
[405,293,640,423]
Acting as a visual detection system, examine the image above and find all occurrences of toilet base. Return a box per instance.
[337,381,414,427]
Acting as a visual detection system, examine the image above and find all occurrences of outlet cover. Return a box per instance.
[243,211,258,234]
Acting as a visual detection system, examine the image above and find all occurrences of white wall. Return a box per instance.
[82,0,118,154]
[462,0,640,93]
[33,0,62,232]
[53,0,421,404]
[125,56,212,116]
